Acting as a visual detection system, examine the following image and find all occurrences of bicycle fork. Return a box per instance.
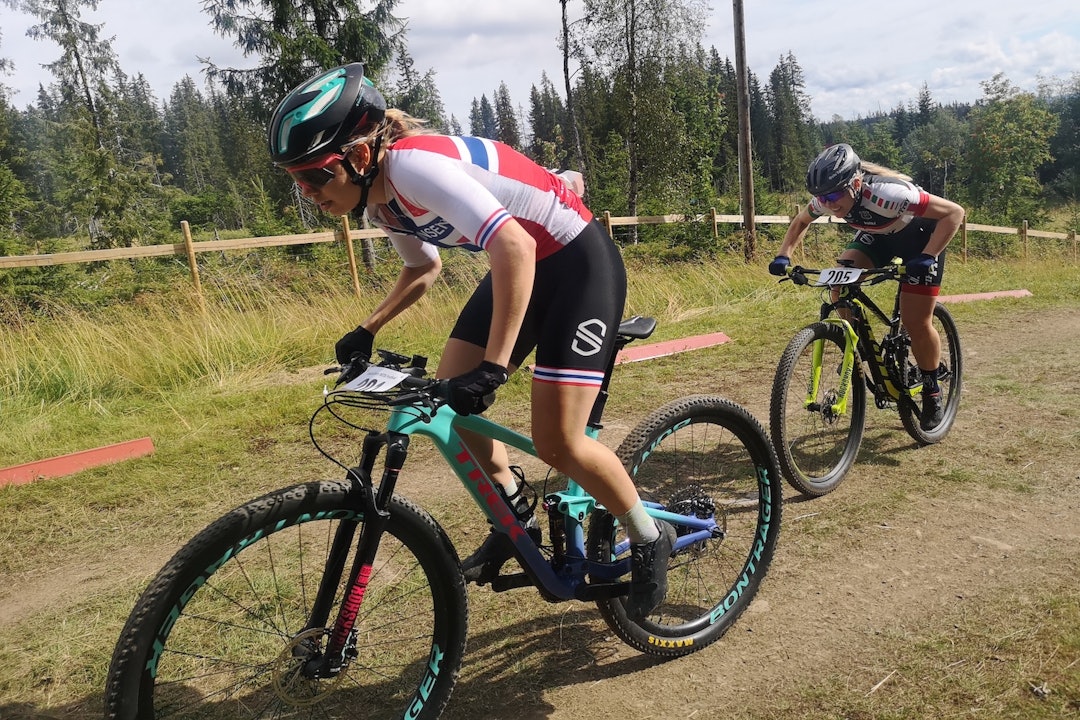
[806,318,859,417]
[300,431,407,679]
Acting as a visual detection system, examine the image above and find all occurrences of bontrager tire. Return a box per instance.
[588,395,782,658]
[770,322,867,496]
[104,481,467,720]
[898,303,963,445]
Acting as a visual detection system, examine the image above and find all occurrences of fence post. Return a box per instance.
[961,214,968,262]
[602,211,613,239]
[338,216,363,299]
[710,207,718,239]
[1071,229,1077,262]
[180,221,206,313]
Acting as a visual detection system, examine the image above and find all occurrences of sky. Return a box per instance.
[3,0,1080,124]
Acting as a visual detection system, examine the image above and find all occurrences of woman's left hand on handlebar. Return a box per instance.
[446,361,509,415]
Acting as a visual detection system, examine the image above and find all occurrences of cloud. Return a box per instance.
[2,0,1078,121]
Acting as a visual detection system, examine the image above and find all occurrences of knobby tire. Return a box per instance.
[897,303,963,445]
[104,480,467,720]
[770,322,867,496]
[588,395,782,657]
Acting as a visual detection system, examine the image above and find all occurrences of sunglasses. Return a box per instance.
[287,153,345,189]
[816,186,850,204]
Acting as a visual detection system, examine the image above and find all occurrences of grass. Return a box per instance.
[738,582,1080,719]
[0,250,1078,717]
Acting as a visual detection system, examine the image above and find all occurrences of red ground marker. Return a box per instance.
[527,331,732,373]
[0,437,155,488]
[615,332,732,364]
[938,289,1032,303]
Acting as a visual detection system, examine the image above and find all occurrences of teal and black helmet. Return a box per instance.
[268,63,386,168]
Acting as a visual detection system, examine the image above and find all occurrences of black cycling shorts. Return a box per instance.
[450,220,627,387]
[845,217,946,294]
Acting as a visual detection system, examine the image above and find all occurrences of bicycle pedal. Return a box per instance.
[489,573,535,592]
[574,581,631,602]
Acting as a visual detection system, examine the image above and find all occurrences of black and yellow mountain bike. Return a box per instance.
[770,260,962,497]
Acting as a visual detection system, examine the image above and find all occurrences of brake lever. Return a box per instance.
[331,356,371,387]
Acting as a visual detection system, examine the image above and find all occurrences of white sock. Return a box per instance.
[502,475,519,497]
[619,501,659,545]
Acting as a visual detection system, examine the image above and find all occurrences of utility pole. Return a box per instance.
[732,0,757,262]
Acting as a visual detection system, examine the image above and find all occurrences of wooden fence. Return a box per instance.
[1,212,1076,305]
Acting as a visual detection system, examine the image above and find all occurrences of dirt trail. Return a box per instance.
[440,306,1080,719]
[2,305,1077,719]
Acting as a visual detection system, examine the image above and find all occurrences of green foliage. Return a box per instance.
[388,51,448,131]
[200,0,405,107]
[1,3,1076,292]
[765,52,815,192]
[493,82,521,150]
[903,109,967,198]
[960,74,1058,224]
[248,177,296,237]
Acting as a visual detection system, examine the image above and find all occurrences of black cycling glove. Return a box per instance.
[768,255,791,277]
[905,253,939,284]
[335,325,374,364]
[446,361,509,416]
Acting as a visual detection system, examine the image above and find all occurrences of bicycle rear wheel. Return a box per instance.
[588,395,782,658]
[898,302,963,444]
[105,481,467,720]
[770,322,867,496]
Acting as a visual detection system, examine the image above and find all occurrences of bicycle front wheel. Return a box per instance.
[770,322,867,496]
[105,481,468,720]
[589,395,782,658]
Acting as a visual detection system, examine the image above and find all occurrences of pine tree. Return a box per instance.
[493,82,521,150]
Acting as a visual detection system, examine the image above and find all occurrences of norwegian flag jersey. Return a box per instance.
[809,173,931,234]
[368,135,593,265]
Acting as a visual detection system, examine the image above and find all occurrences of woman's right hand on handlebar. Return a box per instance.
[769,255,791,276]
[335,325,374,364]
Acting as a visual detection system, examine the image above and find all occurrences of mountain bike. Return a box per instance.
[104,315,783,720]
[770,261,962,497]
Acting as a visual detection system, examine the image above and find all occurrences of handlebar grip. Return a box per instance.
[402,375,435,390]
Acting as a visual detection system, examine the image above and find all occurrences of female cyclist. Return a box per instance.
[769,143,965,431]
[267,63,674,618]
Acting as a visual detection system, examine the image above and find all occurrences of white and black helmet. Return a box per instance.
[268,63,386,168]
[805,143,861,195]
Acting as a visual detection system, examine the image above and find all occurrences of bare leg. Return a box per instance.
[530,380,640,516]
[437,338,515,490]
[899,291,941,371]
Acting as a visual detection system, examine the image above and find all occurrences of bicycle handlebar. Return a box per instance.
[325,350,447,408]
[782,260,906,288]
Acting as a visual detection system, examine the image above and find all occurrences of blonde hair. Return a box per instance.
[343,108,435,150]
[859,161,912,182]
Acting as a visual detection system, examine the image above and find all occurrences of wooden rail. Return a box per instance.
[1,212,1075,301]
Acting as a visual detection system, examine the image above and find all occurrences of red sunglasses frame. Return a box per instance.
[287,153,346,190]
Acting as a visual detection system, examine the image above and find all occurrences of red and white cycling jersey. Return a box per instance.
[367,135,593,266]
[809,173,931,234]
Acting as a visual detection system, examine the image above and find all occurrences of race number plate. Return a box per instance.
[341,365,409,392]
[813,267,865,286]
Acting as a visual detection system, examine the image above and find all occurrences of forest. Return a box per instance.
[0,0,1077,267]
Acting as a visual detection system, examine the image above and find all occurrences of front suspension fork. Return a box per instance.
[304,431,409,677]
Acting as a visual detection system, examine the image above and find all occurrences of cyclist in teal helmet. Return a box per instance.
[268,64,675,619]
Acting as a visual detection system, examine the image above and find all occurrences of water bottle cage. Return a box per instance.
[502,465,538,522]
